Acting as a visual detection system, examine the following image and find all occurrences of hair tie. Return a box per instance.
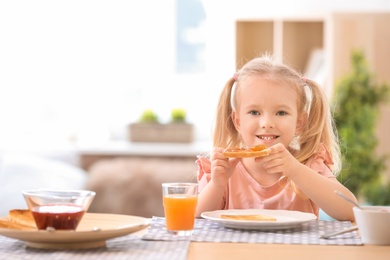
[302,77,307,83]
[233,73,239,81]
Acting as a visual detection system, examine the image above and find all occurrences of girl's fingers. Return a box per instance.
[229,157,241,167]
[268,143,285,154]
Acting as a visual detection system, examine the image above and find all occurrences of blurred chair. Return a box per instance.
[0,152,87,216]
[85,157,198,218]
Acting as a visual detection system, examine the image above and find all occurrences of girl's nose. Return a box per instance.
[260,115,274,128]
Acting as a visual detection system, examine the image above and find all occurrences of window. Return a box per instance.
[176,0,206,73]
[0,0,218,147]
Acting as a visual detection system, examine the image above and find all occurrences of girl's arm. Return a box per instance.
[195,179,226,217]
[195,148,240,217]
[288,163,356,221]
[262,144,357,221]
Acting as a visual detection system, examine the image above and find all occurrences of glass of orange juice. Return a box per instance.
[162,182,198,236]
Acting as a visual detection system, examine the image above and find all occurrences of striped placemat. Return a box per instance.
[142,217,363,246]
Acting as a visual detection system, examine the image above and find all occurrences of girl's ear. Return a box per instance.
[231,111,241,132]
[296,112,308,135]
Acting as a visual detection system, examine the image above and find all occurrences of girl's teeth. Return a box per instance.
[261,136,274,141]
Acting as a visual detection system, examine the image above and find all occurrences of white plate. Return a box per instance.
[0,213,150,249]
[201,209,316,230]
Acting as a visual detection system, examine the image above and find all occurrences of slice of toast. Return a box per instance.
[8,209,36,228]
[0,218,36,230]
[220,214,277,221]
[0,209,37,230]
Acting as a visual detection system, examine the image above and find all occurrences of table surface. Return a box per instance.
[2,218,390,260]
[1,227,389,260]
[149,217,390,260]
[187,242,390,260]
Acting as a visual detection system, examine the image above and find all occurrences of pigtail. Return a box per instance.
[213,77,239,148]
[298,79,341,174]
[298,79,323,158]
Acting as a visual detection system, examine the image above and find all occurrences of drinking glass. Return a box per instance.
[162,182,198,236]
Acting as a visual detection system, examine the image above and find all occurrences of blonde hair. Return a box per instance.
[212,55,341,175]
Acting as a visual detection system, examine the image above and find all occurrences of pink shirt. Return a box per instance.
[196,144,336,217]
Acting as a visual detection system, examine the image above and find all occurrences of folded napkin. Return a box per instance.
[142,216,362,246]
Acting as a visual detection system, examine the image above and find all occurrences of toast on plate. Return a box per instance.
[220,214,277,221]
[8,209,36,228]
[0,209,37,230]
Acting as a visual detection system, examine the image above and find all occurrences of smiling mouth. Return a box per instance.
[257,135,278,141]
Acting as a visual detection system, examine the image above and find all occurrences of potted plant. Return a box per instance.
[165,108,194,142]
[129,108,193,143]
[332,50,390,205]
[139,109,159,123]
[171,108,187,122]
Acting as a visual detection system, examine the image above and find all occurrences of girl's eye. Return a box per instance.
[249,110,260,116]
[276,111,287,116]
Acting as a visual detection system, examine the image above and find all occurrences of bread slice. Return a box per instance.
[0,218,36,230]
[223,145,270,158]
[220,214,277,221]
[0,209,37,230]
[8,209,36,228]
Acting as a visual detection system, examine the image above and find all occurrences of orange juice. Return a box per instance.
[163,194,198,231]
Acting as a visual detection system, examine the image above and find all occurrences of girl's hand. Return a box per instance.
[210,147,240,187]
[257,143,300,178]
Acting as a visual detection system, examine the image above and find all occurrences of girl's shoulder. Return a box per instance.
[305,144,334,176]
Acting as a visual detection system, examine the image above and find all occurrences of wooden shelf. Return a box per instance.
[236,21,274,68]
[282,21,323,71]
[235,12,390,96]
[236,18,324,74]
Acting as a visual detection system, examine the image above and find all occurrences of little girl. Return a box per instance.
[196,55,357,221]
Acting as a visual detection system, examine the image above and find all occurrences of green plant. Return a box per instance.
[139,109,159,123]
[171,108,187,122]
[332,50,390,204]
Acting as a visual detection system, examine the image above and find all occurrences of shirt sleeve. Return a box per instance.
[305,144,336,179]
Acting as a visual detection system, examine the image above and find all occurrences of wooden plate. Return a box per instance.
[0,213,150,249]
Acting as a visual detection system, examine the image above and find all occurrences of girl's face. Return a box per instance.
[232,76,306,148]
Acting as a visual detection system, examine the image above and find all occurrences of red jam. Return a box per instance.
[32,204,85,230]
